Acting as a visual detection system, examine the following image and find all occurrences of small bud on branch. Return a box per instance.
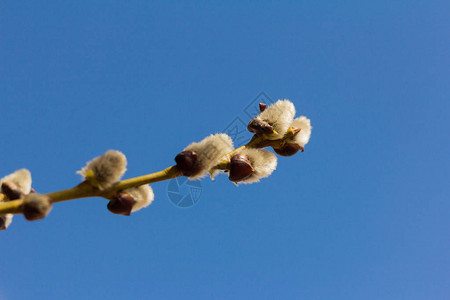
[22,194,52,221]
[107,192,135,216]
[229,154,255,182]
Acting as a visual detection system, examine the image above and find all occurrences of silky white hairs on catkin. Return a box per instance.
[291,116,312,147]
[1,169,32,194]
[1,214,13,230]
[236,148,277,184]
[122,185,154,213]
[184,133,234,180]
[77,150,127,189]
[0,169,31,231]
[259,99,296,138]
[23,194,52,221]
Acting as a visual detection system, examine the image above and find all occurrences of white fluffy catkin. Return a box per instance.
[1,169,32,230]
[290,116,312,147]
[1,214,13,230]
[184,133,234,180]
[123,185,154,213]
[22,194,52,221]
[236,148,277,184]
[259,100,296,138]
[77,150,127,189]
[1,169,32,194]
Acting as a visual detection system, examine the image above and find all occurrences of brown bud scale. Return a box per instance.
[0,217,7,230]
[259,103,267,113]
[273,143,303,157]
[175,150,201,177]
[229,154,255,182]
[107,192,135,216]
[1,181,24,200]
[247,117,274,135]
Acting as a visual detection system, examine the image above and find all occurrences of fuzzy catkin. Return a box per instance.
[78,150,127,189]
[1,169,32,195]
[259,100,296,138]
[123,185,154,213]
[290,116,312,147]
[184,133,234,180]
[235,148,277,184]
[0,169,33,230]
[0,214,13,230]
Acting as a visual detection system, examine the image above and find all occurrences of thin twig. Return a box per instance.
[0,166,181,216]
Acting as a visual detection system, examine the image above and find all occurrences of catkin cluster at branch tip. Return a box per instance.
[257,99,297,139]
[175,99,312,184]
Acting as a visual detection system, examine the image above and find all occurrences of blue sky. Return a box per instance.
[1,1,449,299]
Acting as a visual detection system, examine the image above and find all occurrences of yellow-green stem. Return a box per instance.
[0,200,23,214]
[0,166,182,216]
[221,134,282,161]
[221,135,262,160]
[112,165,181,191]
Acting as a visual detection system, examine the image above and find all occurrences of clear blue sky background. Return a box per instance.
[1,1,449,299]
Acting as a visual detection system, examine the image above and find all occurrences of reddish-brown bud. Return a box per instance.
[247,117,274,135]
[23,194,52,221]
[273,143,304,156]
[259,103,267,113]
[1,181,24,200]
[229,154,255,182]
[107,192,135,216]
[175,150,201,177]
[0,216,8,230]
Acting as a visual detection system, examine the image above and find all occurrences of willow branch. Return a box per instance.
[0,166,181,216]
